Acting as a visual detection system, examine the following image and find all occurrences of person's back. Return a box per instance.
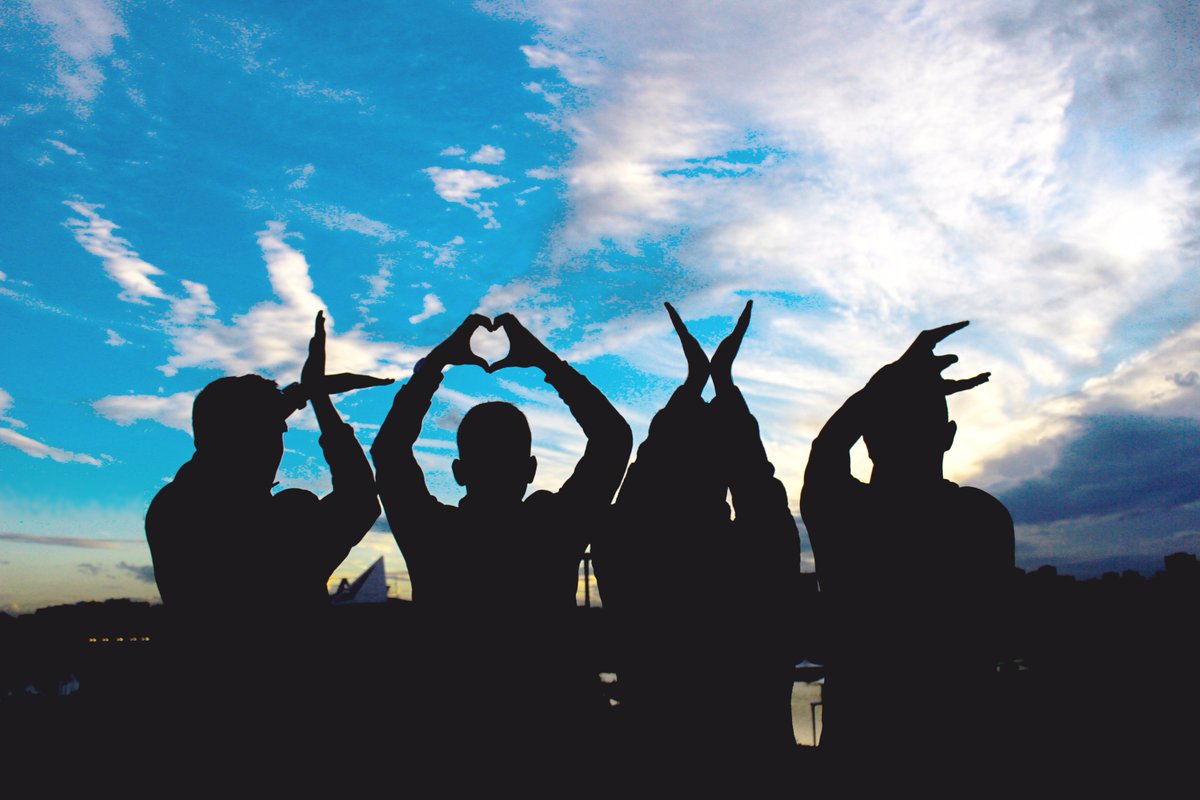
[800,322,1014,786]
[371,313,632,780]
[600,302,802,784]
[144,313,384,774]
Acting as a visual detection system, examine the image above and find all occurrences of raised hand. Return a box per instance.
[665,302,709,396]
[487,313,556,372]
[710,300,752,393]
[301,310,329,395]
[868,320,989,402]
[428,314,492,372]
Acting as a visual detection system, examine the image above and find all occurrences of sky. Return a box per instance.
[1,0,1198,612]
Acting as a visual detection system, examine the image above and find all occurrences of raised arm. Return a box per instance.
[371,315,490,521]
[299,312,384,574]
[489,313,632,508]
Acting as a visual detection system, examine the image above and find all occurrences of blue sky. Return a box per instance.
[2,0,1199,611]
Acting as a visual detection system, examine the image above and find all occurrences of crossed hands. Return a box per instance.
[666,300,753,396]
[428,313,556,374]
[283,311,396,414]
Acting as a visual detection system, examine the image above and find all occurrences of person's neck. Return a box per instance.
[869,458,945,490]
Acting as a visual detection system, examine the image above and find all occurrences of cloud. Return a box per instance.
[24,0,127,116]
[192,14,365,105]
[469,144,507,165]
[408,293,446,325]
[524,81,562,107]
[1001,416,1200,525]
[418,235,465,268]
[0,388,103,465]
[355,256,394,322]
[64,204,420,386]
[423,167,511,228]
[0,532,133,549]
[440,145,467,156]
[295,202,403,242]
[287,163,315,189]
[92,391,195,434]
[116,561,156,583]
[0,389,24,428]
[46,138,82,156]
[104,328,127,346]
[64,199,171,304]
[0,427,104,465]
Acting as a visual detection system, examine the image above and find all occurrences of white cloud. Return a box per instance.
[92,391,195,434]
[423,167,511,229]
[287,163,315,189]
[525,165,559,180]
[63,199,171,304]
[0,388,102,465]
[417,235,465,268]
[440,145,467,156]
[524,81,562,107]
[355,256,394,322]
[46,138,82,156]
[104,328,126,346]
[295,202,403,242]
[469,144,506,164]
[25,0,127,116]
[408,293,446,325]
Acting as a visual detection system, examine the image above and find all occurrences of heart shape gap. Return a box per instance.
[470,322,510,368]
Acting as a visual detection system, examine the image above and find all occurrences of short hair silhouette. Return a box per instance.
[862,387,955,463]
[456,401,532,460]
[192,374,284,452]
[452,401,537,495]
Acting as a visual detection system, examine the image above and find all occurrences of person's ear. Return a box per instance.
[452,458,468,487]
[943,420,957,452]
[525,455,537,485]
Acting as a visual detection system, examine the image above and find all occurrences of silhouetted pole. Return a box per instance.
[582,551,592,608]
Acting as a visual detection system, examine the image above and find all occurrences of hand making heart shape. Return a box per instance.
[431,313,556,374]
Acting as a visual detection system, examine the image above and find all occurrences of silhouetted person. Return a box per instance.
[371,312,632,781]
[598,301,802,785]
[800,321,1014,788]
[144,312,385,773]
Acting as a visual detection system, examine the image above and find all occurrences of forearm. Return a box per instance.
[370,365,443,509]
[547,360,633,504]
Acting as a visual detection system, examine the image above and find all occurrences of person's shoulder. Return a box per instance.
[955,485,1010,513]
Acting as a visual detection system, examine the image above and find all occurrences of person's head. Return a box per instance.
[452,401,536,504]
[862,388,957,480]
[192,375,288,486]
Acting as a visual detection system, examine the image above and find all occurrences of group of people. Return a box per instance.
[145,303,1014,789]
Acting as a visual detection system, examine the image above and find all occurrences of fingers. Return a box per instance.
[932,353,959,373]
[904,320,969,359]
[324,373,396,394]
[664,302,689,340]
[715,299,753,361]
[732,299,752,339]
[494,312,522,333]
[944,372,990,395]
[485,357,512,373]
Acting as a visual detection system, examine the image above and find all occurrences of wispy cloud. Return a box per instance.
[25,0,128,116]
[423,167,510,229]
[104,328,127,346]
[0,388,103,465]
[0,532,135,549]
[417,235,465,268]
[287,163,315,189]
[295,202,404,242]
